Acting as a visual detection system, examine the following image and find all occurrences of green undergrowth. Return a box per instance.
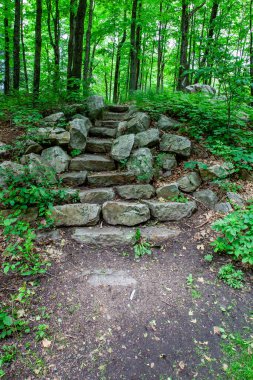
[133,90,253,173]
[211,202,253,265]
[220,333,253,379]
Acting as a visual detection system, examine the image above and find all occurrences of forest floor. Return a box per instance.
[1,205,253,380]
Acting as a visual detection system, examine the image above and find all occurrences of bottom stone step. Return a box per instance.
[72,226,181,247]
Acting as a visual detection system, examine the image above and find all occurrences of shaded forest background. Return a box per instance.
[1,0,253,103]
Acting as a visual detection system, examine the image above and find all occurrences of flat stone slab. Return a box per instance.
[86,138,113,153]
[72,226,181,247]
[102,201,150,226]
[89,127,117,138]
[87,270,137,287]
[116,184,155,200]
[59,171,87,186]
[143,200,197,221]
[156,183,179,199]
[69,154,115,172]
[87,171,136,187]
[111,134,135,161]
[79,188,115,204]
[52,203,101,226]
[103,112,126,121]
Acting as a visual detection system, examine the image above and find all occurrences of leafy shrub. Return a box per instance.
[211,202,253,265]
[133,229,152,259]
[218,264,244,289]
[0,166,65,275]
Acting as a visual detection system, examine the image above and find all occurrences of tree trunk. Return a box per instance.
[83,0,94,94]
[33,0,42,99]
[250,0,253,98]
[67,0,87,91]
[13,0,21,90]
[177,1,205,90]
[199,0,219,83]
[129,0,139,92]
[157,1,163,90]
[46,0,60,91]
[177,0,190,90]
[21,0,29,92]
[113,11,127,103]
[4,0,10,95]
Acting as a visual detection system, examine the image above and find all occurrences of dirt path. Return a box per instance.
[3,211,253,380]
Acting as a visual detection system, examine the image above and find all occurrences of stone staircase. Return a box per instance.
[51,105,197,241]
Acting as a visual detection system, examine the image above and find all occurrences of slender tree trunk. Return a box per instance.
[33,0,42,99]
[250,0,253,98]
[21,0,29,92]
[113,10,127,103]
[109,39,116,101]
[46,0,60,91]
[136,1,142,89]
[83,0,94,93]
[67,0,87,91]
[149,40,155,88]
[4,0,10,95]
[129,0,139,92]
[177,0,190,90]
[157,1,163,91]
[13,0,21,90]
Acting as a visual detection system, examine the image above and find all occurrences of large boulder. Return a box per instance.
[20,153,57,183]
[215,202,233,214]
[185,83,216,95]
[127,148,154,183]
[160,134,191,157]
[41,146,70,173]
[37,127,70,145]
[67,119,89,151]
[102,201,150,226]
[116,184,155,200]
[178,172,202,193]
[143,200,197,221]
[135,129,160,148]
[199,162,234,181]
[43,112,65,124]
[126,112,151,134]
[156,183,179,199]
[52,203,101,227]
[227,192,245,207]
[86,95,105,120]
[157,115,179,131]
[193,189,218,209]
[111,134,135,161]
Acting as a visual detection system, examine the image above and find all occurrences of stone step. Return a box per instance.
[142,200,197,221]
[89,127,117,138]
[59,171,87,186]
[86,137,113,153]
[69,154,115,172]
[107,105,129,113]
[87,171,136,187]
[72,225,180,247]
[115,184,155,200]
[52,203,101,227]
[95,120,119,129]
[103,112,127,121]
[79,188,115,204]
[102,201,150,226]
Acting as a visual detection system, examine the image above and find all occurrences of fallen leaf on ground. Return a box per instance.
[42,338,52,348]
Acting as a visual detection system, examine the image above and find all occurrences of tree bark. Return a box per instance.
[113,10,127,103]
[46,0,60,91]
[33,0,42,99]
[129,0,139,92]
[21,0,29,92]
[83,0,94,93]
[250,0,253,98]
[4,0,10,95]
[67,0,87,91]
[13,0,21,90]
